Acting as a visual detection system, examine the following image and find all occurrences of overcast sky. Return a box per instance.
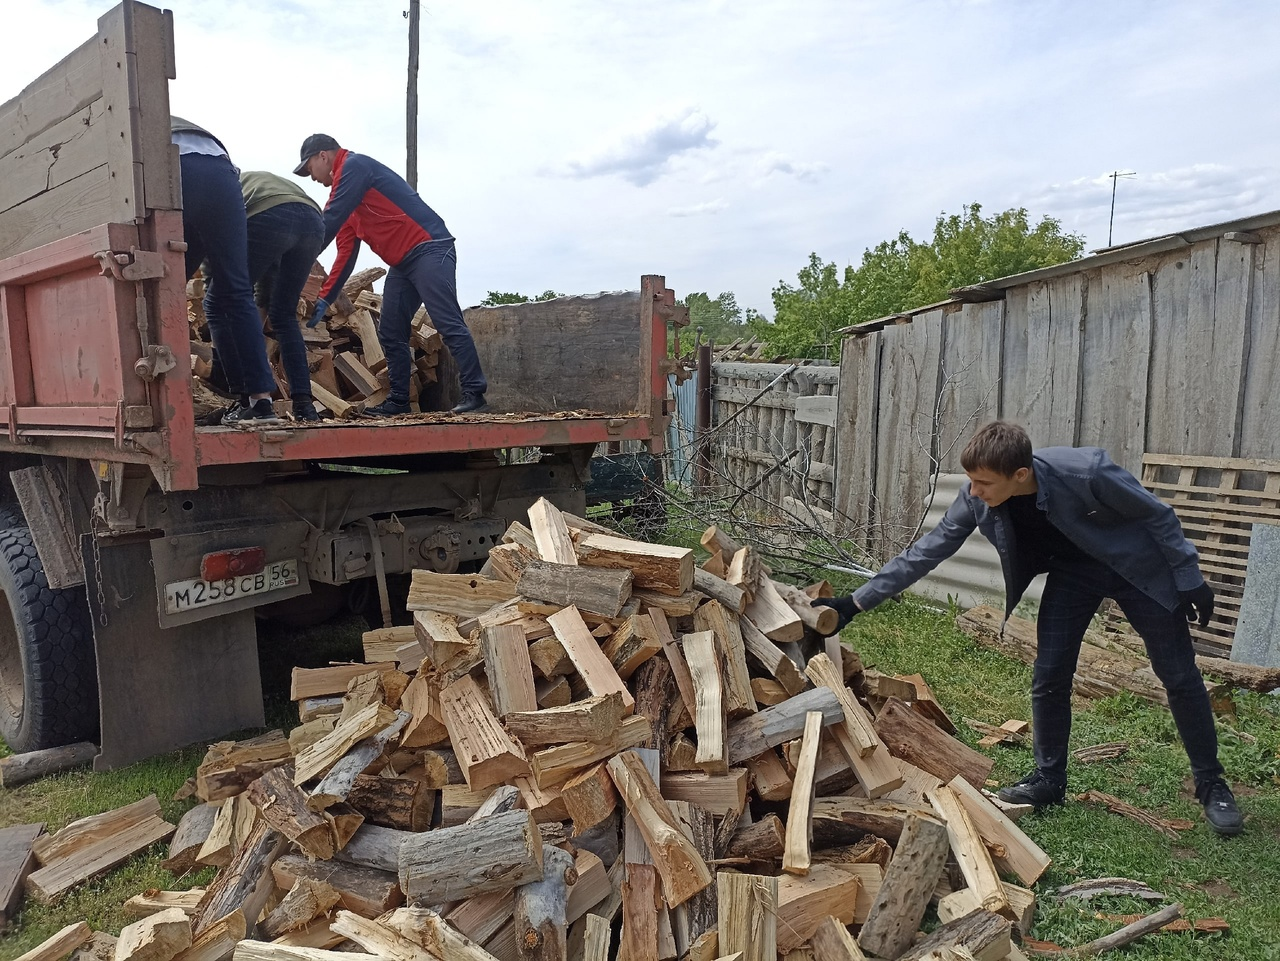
[4,1,1279,316]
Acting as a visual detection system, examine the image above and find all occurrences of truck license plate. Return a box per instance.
[164,559,299,614]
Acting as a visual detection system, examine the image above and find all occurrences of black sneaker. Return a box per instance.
[996,770,1067,808]
[363,398,411,417]
[451,391,489,414]
[292,398,321,423]
[1196,779,1243,836]
[200,402,240,426]
[222,398,282,427]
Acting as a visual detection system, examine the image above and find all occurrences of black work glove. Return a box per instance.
[810,595,860,635]
[1179,582,1215,628]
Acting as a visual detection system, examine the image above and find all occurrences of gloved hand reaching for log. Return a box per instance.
[308,297,330,328]
[810,595,861,635]
[1179,582,1215,628]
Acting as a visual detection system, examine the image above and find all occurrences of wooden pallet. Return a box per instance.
[1103,453,1280,658]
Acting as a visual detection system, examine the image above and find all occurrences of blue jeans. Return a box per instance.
[245,202,324,398]
[181,153,277,396]
[1033,561,1223,788]
[381,240,487,401]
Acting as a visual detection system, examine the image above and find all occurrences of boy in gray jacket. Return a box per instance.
[814,421,1242,835]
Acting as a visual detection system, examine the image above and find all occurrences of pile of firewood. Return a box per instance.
[187,264,442,419]
[11,506,1218,961]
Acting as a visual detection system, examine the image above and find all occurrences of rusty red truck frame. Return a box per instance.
[0,1,683,768]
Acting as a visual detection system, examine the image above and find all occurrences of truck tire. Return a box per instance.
[0,524,99,753]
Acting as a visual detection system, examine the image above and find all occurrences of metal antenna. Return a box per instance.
[1108,170,1136,246]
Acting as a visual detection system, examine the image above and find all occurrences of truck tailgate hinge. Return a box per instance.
[95,248,168,282]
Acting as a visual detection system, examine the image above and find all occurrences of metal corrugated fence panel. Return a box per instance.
[910,473,1045,610]
[667,373,697,488]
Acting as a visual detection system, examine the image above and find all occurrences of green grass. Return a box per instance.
[2,583,1277,958]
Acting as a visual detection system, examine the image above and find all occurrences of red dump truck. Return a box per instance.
[0,1,682,769]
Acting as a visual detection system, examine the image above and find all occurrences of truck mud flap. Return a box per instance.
[83,537,264,771]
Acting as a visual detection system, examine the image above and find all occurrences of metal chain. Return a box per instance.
[90,493,108,627]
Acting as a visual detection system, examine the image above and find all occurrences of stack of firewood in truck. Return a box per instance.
[14,508,1088,961]
[186,264,442,421]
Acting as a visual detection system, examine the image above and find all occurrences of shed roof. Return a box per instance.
[840,206,1280,336]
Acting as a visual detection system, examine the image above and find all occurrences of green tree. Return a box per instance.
[753,204,1085,357]
[680,291,747,347]
[479,289,564,306]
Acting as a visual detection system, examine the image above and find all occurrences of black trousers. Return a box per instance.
[1032,561,1223,788]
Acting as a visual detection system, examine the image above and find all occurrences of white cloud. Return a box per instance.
[757,153,829,184]
[560,107,719,186]
[668,199,729,218]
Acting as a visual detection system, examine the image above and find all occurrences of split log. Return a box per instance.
[406,571,516,618]
[684,630,728,774]
[115,908,192,961]
[945,774,1050,885]
[547,606,635,711]
[191,820,284,937]
[310,380,356,418]
[561,764,619,835]
[172,910,243,961]
[857,814,951,959]
[928,784,1009,917]
[12,922,92,961]
[515,844,576,960]
[693,601,756,718]
[382,907,502,961]
[334,352,384,399]
[782,711,824,875]
[631,588,706,617]
[293,703,399,785]
[810,796,941,847]
[621,863,660,961]
[259,878,341,940]
[33,795,163,866]
[750,678,789,707]
[245,767,335,860]
[27,801,176,904]
[775,866,863,953]
[517,559,633,619]
[668,802,717,952]
[692,567,746,614]
[446,891,513,946]
[413,610,472,668]
[333,823,409,873]
[727,814,786,860]
[809,916,867,961]
[577,533,694,595]
[196,795,257,868]
[399,673,449,749]
[601,613,662,680]
[481,623,538,716]
[272,853,402,919]
[308,711,411,811]
[345,774,434,831]
[773,580,838,636]
[659,770,749,816]
[937,881,1037,937]
[743,578,804,643]
[505,693,627,749]
[0,742,96,788]
[536,675,572,708]
[716,870,773,961]
[580,915,611,961]
[361,625,423,665]
[874,697,993,789]
[529,498,579,565]
[726,686,842,765]
[440,674,529,790]
[726,546,762,597]
[291,665,396,702]
[232,944,376,961]
[740,617,807,697]
[606,751,712,907]
[898,907,1011,961]
[398,809,543,903]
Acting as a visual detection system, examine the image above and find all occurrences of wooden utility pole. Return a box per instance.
[406,0,420,189]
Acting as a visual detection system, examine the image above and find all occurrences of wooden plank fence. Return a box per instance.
[701,362,839,524]
[835,215,1280,561]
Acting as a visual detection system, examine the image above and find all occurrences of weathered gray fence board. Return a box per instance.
[836,332,881,537]
[1015,275,1083,448]
[1240,234,1280,459]
[0,36,102,161]
[873,315,943,555]
[937,301,1003,472]
[1078,266,1152,475]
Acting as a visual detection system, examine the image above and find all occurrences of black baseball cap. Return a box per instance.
[294,133,341,176]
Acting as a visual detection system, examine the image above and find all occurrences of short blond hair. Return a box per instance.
[960,421,1032,476]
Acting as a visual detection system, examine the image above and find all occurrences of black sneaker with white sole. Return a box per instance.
[1196,779,1243,836]
[996,770,1067,809]
[222,398,282,427]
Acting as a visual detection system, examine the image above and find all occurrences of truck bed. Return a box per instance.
[0,2,678,489]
